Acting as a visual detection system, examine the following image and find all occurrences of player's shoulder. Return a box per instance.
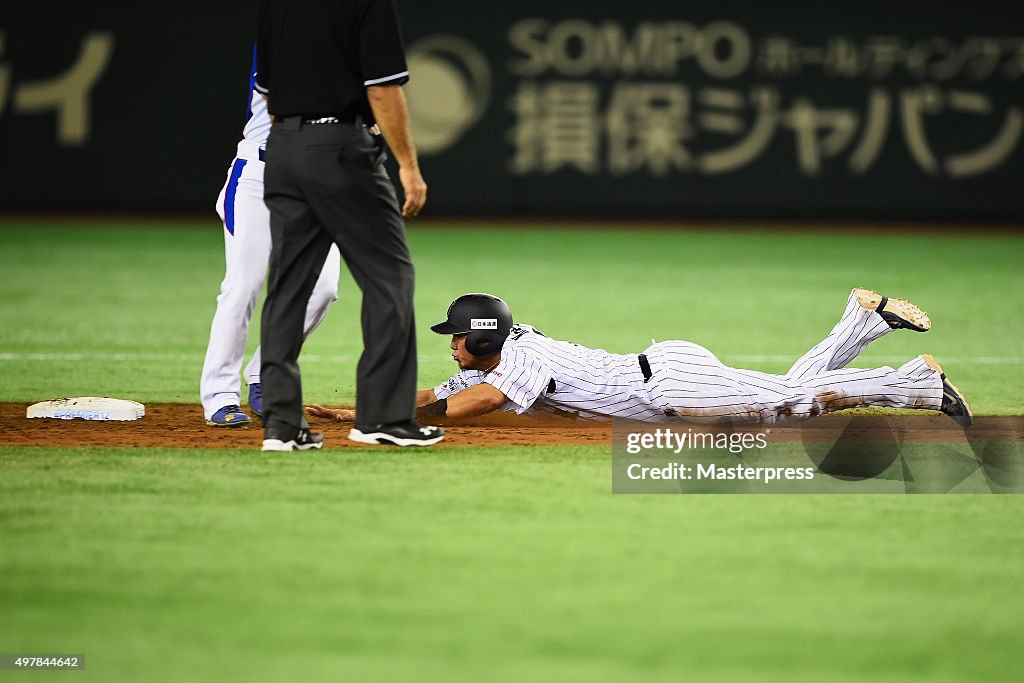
[508,323,545,340]
[505,323,551,348]
[502,323,570,366]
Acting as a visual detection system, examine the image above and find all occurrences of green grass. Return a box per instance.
[2,446,1023,682]
[0,220,1021,412]
[1,219,1023,681]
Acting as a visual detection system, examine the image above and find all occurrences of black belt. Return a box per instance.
[545,357,650,395]
[258,148,265,162]
[638,354,652,382]
[274,113,360,126]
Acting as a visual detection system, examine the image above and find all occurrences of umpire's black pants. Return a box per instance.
[260,117,417,435]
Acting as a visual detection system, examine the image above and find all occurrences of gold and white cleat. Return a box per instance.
[854,288,931,332]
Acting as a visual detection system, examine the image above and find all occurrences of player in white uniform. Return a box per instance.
[309,290,973,432]
[201,49,342,426]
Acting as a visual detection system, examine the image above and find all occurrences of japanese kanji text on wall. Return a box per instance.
[2,0,1022,219]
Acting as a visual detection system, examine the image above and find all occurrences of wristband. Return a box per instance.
[416,398,448,420]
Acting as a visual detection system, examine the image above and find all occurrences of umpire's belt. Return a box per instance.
[274,113,361,129]
[638,354,653,383]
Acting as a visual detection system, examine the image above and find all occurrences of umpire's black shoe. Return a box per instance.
[922,355,974,428]
[262,427,324,452]
[349,420,445,447]
[854,288,931,332]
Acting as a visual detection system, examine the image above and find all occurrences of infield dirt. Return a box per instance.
[2,403,610,448]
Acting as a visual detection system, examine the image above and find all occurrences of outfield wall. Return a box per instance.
[1,1,1022,220]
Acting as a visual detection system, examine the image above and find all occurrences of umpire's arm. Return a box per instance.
[368,85,426,218]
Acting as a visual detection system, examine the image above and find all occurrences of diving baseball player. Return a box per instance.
[200,47,342,426]
[309,289,973,432]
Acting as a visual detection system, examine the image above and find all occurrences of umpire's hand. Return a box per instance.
[366,85,427,217]
[400,165,427,217]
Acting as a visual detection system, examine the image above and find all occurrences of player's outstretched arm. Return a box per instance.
[306,387,497,423]
[417,383,507,420]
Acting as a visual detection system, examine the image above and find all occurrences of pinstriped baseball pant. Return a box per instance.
[645,289,944,423]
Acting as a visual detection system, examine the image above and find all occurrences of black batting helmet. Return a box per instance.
[431,293,514,357]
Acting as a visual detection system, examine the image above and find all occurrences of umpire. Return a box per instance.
[255,0,443,450]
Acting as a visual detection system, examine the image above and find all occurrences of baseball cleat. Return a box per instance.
[349,421,445,447]
[247,382,263,417]
[922,354,974,428]
[207,405,252,427]
[262,428,324,452]
[854,288,931,332]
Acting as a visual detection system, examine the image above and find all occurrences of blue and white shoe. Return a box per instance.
[248,383,262,417]
[206,405,252,427]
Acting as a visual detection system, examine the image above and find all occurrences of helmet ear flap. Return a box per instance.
[465,330,503,356]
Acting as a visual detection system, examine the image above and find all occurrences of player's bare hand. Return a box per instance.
[306,404,355,422]
[399,166,427,217]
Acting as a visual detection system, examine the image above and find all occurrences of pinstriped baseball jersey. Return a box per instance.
[432,291,945,424]
[434,325,667,422]
[433,368,488,400]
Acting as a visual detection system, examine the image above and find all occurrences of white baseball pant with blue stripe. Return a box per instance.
[200,154,341,419]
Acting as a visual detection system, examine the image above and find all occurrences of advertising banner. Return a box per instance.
[2,1,1022,219]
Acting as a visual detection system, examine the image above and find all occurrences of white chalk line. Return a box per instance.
[0,352,1020,366]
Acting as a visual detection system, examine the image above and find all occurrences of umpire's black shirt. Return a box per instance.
[255,0,409,120]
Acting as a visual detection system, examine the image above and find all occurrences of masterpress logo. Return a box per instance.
[405,34,492,154]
